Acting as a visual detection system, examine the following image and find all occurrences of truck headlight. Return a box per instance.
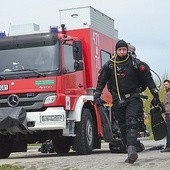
[44,95,57,104]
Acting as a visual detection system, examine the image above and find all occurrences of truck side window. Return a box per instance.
[63,44,75,73]
[101,51,111,66]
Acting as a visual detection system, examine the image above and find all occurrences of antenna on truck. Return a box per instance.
[61,24,65,34]
[7,23,11,36]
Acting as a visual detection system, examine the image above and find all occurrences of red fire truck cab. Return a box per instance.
[0,6,134,158]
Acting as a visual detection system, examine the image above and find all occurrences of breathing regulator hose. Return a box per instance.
[150,69,162,91]
[113,54,121,101]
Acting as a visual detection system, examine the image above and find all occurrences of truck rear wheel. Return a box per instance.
[72,108,94,155]
[52,137,72,154]
[0,134,12,159]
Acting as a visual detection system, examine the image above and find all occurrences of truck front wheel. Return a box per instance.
[0,134,12,159]
[72,108,94,155]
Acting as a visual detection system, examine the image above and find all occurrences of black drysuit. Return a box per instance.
[94,55,157,147]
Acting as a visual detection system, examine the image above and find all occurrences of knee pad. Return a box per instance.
[127,117,138,130]
[128,128,137,135]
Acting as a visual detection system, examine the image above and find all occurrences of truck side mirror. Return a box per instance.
[73,41,82,60]
[74,61,83,71]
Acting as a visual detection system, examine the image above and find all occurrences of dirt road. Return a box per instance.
[0,138,169,170]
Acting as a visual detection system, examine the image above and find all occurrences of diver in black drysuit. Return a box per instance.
[94,40,160,164]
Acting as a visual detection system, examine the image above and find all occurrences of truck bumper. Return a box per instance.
[0,107,66,135]
[26,107,66,131]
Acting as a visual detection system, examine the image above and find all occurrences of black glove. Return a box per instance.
[151,97,161,107]
[158,102,166,113]
[94,98,106,107]
[150,88,161,107]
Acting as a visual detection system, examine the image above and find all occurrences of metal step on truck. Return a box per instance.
[0,6,136,158]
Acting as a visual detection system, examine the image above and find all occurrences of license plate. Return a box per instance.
[0,84,8,91]
[42,115,63,121]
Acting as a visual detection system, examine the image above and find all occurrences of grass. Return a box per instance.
[0,164,24,170]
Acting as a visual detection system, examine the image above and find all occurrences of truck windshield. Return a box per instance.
[0,44,60,76]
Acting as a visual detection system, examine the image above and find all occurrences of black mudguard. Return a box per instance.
[150,106,167,141]
[98,106,113,142]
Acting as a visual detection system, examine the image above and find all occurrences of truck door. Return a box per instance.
[61,43,85,110]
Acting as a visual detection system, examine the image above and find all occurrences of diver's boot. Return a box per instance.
[125,145,138,164]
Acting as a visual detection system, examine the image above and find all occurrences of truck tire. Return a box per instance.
[0,134,12,159]
[72,108,94,155]
[52,137,72,154]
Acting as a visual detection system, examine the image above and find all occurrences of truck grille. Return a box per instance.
[0,92,56,110]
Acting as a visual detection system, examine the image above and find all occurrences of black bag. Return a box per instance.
[109,138,127,153]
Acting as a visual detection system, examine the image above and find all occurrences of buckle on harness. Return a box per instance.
[125,93,130,98]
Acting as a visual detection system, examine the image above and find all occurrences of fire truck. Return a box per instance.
[0,6,135,158]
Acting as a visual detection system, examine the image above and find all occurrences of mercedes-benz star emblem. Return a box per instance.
[8,94,19,107]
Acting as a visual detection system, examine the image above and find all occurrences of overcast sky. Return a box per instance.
[0,0,170,77]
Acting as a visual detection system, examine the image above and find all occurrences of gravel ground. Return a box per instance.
[0,138,170,170]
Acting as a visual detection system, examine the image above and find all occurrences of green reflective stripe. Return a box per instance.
[35,80,55,86]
